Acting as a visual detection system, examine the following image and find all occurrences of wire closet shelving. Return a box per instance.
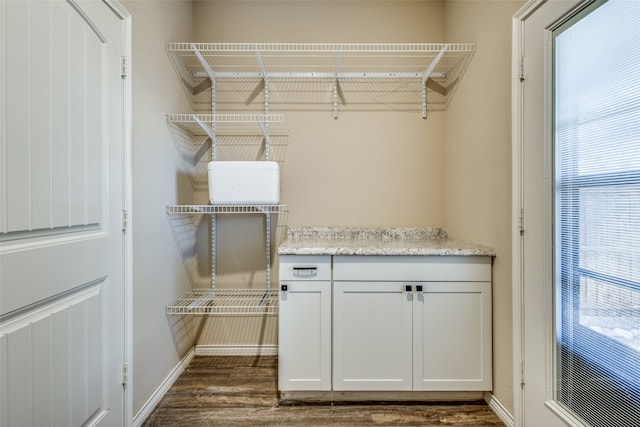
[165,42,475,316]
[166,42,476,118]
[165,115,287,316]
[166,288,278,315]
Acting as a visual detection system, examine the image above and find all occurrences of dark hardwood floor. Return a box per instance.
[142,356,505,426]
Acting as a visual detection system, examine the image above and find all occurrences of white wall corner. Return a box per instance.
[132,348,195,427]
[485,392,515,427]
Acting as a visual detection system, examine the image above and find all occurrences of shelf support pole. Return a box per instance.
[421,45,448,119]
[255,50,270,159]
[211,75,217,161]
[265,213,271,291]
[256,116,271,161]
[255,50,270,116]
[333,51,343,119]
[191,44,218,160]
[211,214,216,291]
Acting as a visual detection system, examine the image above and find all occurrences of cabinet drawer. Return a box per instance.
[280,256,331,281]
[333,256,491,282]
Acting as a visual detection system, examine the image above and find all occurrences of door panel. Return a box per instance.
[333,282,413,391]
[278,281,332,391]
[1,0,104,236]
[413,282,492,391]
[1,282,106,426]
[0,1,127,425]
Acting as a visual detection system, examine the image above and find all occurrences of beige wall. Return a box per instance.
[123,0,195,416]
[192,0,450,348]
[194,0,448,228]
[127,0,521,419]
[444,0,524,413]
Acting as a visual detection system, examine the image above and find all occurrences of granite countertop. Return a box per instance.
[277,227,496,257]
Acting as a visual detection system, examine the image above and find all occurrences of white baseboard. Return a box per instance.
[133,348,195,427]
[195,344,278,356]
[484,392,514,427]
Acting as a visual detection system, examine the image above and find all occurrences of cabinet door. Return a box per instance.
[413,282,492,391]
[278,281,331,391]
[333,282,413,391]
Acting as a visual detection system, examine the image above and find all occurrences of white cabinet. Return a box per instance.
[278,254,493,393]
[413,281,492,391]
[333,256,492,392]
[278,256,332,391]
[333,281,413,391]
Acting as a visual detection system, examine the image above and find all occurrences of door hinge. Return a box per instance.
[122,209,129,232]
[520,360,525,388]
[122,362,129,388]
[518,208,525,236]
[121,56,128,79]
[519,56,525,82]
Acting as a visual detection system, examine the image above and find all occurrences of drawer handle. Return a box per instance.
[292,267,318,276]
[416,285,423,292]
[405,285,412,292]
[281,284,288,291]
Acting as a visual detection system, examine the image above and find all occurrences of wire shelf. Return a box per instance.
[166,288,278,315]
[166,42,475,114]
[167,204,287,215]
[166,113,289,136]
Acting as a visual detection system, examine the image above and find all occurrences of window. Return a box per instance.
[554,0,640,425]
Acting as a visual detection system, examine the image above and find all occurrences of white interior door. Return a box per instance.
[0,0,129,425]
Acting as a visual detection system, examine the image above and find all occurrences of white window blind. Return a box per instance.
[554,1,640,426]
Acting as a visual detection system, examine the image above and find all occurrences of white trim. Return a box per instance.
[545,400,592,427]
[485,392,515,427]
[195,344,279,357]
[132,348,195,427]
[100,1,133,425]
[512,4,534,427]
[0,279,102,336]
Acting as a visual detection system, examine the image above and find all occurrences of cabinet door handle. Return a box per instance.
[281,284,288,291]
[416,285,423,292]
[405,284,412,292]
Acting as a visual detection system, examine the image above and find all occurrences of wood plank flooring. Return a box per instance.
[142,356,505,426]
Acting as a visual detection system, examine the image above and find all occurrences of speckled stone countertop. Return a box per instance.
[277,227,495,257]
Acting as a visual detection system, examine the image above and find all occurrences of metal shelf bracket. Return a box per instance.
[421,45,448,119]
[192,43,216,81]
[193,116,217,160]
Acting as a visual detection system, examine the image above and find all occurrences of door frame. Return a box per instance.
[512,1,592,426]
[512,1,554,424]
[512,3,531,425]
[101,0,133,424]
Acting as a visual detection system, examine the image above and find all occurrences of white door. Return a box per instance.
[514,1,582,425]
[333,281,413,391]
[0,1,129,426]
[513,0,640,426]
